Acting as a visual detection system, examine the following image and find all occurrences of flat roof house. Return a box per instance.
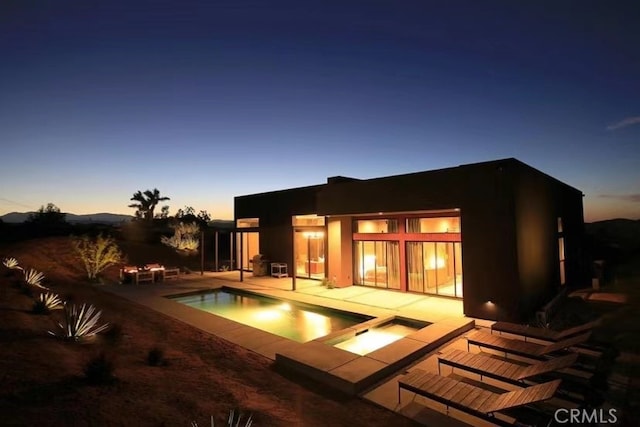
[234,158,588,322]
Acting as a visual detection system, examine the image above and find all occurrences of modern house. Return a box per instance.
[234,158,588,322]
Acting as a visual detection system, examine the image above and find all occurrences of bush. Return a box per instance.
[72,234,124,280]
[161,222,201,252]
[102,323,124,347]
[147,347,167,367]
[84,351,116,385]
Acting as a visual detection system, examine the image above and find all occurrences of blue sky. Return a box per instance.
[1,0,638,221]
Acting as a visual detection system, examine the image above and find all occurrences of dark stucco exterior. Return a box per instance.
[234,158,588,322]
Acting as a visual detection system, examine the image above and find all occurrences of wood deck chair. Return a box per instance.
[466,330,590,360]
[437,350,587,404]
[491,320,599,342]
[438,349,579,382]
[398,369,561,420]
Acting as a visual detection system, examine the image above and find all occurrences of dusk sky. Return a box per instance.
[1,0,638,222]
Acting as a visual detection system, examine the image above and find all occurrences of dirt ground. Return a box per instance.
[0,237,419,427]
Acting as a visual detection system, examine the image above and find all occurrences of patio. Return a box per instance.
[102,271,491,426]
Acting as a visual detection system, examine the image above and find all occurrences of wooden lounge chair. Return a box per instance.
[438,350,591,405]
[466,330,590,360]
[398,369,561,419]
[491,320,599,342]
[438,349,579,382]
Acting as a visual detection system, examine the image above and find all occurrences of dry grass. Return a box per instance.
[0,237,418,426]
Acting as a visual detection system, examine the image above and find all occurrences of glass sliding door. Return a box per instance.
[353,241,400,289]
[236,232,259,271]
[405,241,463,297]
[295,230,325,279]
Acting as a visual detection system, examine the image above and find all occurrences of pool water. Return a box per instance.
[332,319,426,355]
[169,288,371,343]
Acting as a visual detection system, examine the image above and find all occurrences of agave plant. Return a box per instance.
[2,257,23,270]
[35,292,64,312]
[191,410,253,427]
[23,268,48,289]
[48,303,109,341]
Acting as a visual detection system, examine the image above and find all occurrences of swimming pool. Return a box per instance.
[169,288,372,343]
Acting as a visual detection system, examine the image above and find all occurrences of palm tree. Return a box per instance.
[128,189,170,221]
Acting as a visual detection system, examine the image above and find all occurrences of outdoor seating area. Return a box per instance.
[119,264,181,285]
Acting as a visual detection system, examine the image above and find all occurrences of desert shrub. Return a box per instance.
[48,303,110,341]
[102,323,124,347]
[191,409,253,427]
[147,347,167,366]
[161,221,200,252]
[84,351,116,385]
[72,234,124,280]
[32,292,64,314]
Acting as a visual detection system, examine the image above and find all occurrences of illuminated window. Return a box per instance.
[236,218,259,228]
[406,217,460,233]
[557,217,563,233]
[559,237,566,285]
[354,219,398,233]
[292,214,325,226]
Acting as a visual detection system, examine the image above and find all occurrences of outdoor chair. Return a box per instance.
[398,369,561,422]
[491,320,599,342]
[438,349,579,382]
[466,330,591,360]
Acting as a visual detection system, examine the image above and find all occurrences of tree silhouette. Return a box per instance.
[128,189,170,221]
[26,203,67,225]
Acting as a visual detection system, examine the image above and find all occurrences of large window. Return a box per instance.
[406,217,460,233]
[354,219,398,233]
[406,241,462,297]
[353,241,400,289]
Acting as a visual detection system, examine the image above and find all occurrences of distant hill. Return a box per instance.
[586,218,640,253]
[1,212,133,224]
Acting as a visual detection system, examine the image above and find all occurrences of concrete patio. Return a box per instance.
[101,270,501,426]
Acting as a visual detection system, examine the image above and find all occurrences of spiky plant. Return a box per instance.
[33,292,64,314]
[23,268,48,289]
[2,257,23,270]
[48,303,109,341]
[191,410,253,427]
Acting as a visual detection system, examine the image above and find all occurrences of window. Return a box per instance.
[354,219,398,233]
[292,214,325,226]
[406,217,460,233]
[559,237,566,285]
[236,218,259,228]
[353,241,400,289]
[406,241,462,297]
